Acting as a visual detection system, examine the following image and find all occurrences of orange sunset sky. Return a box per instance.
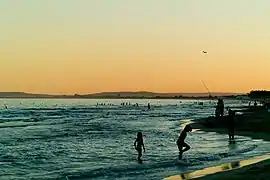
[1,0,270,94]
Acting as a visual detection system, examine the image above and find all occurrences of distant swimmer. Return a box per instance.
[177,125,192,159]
[147,103,151,110]
[134,132,145,162]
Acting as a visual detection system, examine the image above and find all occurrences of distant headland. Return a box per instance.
[0,91,269,100]
[0,91,245,99]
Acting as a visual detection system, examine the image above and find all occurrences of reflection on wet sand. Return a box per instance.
[164,154,270,180]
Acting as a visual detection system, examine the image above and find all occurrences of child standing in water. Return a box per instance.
[134,132,145,162]
[177,125,192,159]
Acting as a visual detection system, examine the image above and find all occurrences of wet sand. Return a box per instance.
[197,159,270,180]
[165,106,270,180]
[165,155,270,180]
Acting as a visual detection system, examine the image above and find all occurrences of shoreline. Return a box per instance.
[166,106,270,180]
[190,106,270,140]
[197,158,270,180]
[164,155,270,180]
[0,92,243,99]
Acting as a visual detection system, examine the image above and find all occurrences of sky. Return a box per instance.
[1,0,270,94]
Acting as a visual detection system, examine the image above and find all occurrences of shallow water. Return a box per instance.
[0,99,269,180]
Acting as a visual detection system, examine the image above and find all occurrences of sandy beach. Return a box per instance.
[166,105,270,180]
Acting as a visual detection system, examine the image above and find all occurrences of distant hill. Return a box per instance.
[0,91,243,99]
[89,91,156,98]
[87,91,241,97]
[0,92,54,98]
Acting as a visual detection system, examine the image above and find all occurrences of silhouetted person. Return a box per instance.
[217,99,224,116]
[215,99,224,118]
[220,99,224,116]
[215,107,219,118]
[177,125,192,159]
[215,100,220,118]
[134,132,145,162]
[254,101,257,107]
[228,109,235,141]
[147,103,151,110]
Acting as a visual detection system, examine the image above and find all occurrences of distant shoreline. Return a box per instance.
[0,92,244,100]
[0,96,239,100]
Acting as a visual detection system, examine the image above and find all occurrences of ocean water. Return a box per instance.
[0,99,269,180]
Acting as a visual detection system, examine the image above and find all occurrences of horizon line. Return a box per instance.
[0,91,247,96]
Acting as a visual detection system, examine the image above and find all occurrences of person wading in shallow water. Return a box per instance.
[177,125,192,159]
[134,132,145,162]
[228,109,235,141]
[215,98,224,118]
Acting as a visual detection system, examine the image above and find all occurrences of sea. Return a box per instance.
[0,99,269,180]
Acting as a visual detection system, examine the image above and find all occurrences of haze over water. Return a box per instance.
[1,99,269,180]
